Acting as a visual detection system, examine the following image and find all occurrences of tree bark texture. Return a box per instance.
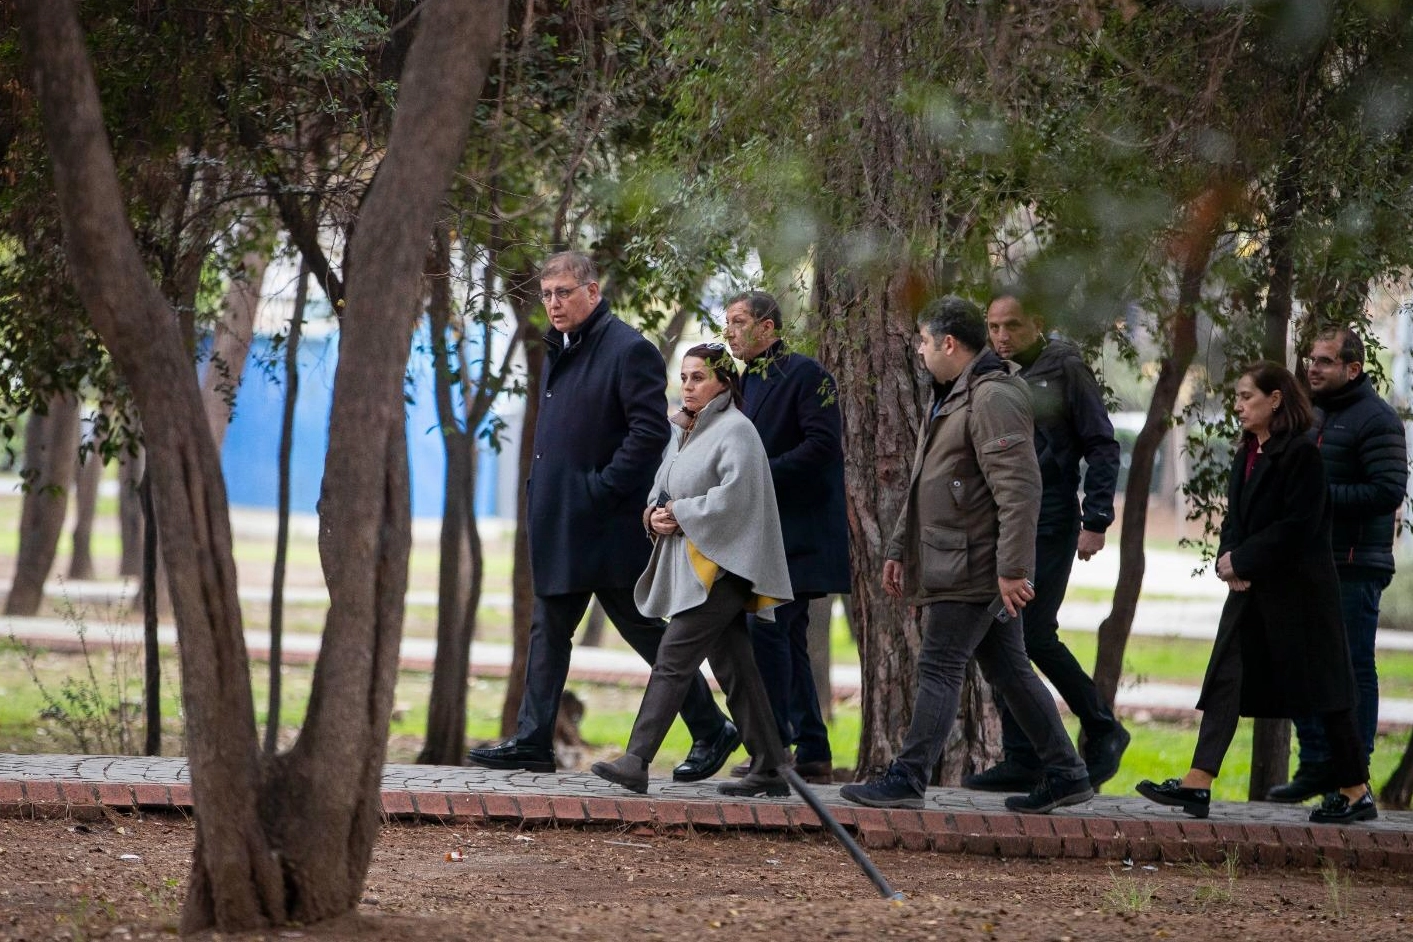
[5,391,80,616]
[814,263,933,775]
[117,444,144,578]
[17,0,507,931]
[201,246,269,450]
[1093,190,1222,707]
[1380,730,1413,810]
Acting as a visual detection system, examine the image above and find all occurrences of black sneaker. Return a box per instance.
[1136,778,1210,818]
[1083,725,1131,789]
[465,739,555,773]
[1266,761,1338,803]
[1004,773,1094,814]
[1310,789,1378,825]
[961,759,1042,792]
[839,765,925,810]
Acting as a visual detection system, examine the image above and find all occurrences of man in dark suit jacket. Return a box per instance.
[468,252,737,778]
[722,291,851,783]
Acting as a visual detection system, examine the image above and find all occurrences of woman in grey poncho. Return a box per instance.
[592,343,795,797]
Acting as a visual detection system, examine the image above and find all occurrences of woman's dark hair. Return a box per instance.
[683,342,744,409]
[1241,360,1313,439]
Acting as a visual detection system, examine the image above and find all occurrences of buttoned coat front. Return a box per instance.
[1199,431,1356,717]
[886,350,1041,605]
[526,300,671,596]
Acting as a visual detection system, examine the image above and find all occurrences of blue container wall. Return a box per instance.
[218,326,501,519]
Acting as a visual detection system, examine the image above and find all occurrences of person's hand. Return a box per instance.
[1215,551,1236,581]
[998,576,1035,619]
[1227,577,1251,592]
[882,559,904,599]
[649,505,680,536]
[1076,529,1106,561]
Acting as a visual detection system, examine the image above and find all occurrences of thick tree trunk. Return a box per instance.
[69,416,103,580]
[17,0,506,931]
[201,245,268,450]
[420,228,478,765]
[1094,191,1222,706]
[265,257,310,754]
[5,392,80,615]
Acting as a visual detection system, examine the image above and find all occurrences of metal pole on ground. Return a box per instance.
[782,768,905,901]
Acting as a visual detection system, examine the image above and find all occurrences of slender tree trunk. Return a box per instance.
[502,284,544,738]
[68,416,103,580]
[420,227,478,765]
[581,599,607,647]
[1094,188,1225,706]
[5,392,80,615]
[1380,732,1413,810]
[201,245,268,450]
[808,595,833,721]
[117,444,144,578]
[17,0,506,930]
[265,257,309,754]
[141,469,161,757]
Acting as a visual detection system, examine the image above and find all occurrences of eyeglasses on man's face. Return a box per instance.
[540,282,591,304]
[1302,355,1344,369]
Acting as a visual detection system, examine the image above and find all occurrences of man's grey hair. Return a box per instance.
[539,251,597,284]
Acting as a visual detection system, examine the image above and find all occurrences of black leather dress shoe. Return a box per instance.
[1136,778,1211,818]
[1310,789,1378,825]
[466,739,555,773]
[1083,725,1131,789]
[1266,762,1338,803]
[671,720,741,782]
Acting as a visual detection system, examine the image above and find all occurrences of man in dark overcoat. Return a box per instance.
[468,252,737,777]
[722,291,851,783]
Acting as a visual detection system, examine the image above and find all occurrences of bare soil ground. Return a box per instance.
[2,813,1412,941]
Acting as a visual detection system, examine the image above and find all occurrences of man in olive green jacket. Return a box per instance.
[840,295,1093,814]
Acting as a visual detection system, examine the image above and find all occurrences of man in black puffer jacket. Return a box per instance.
[1268,326,1408,803]
[963,295,1129,794]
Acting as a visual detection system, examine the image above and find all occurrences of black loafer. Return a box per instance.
[1266,762,1338,803]
[1136,778,1211,818]
[466,739,555,773]
[1310,789,1378,825]
[672,720,740,782]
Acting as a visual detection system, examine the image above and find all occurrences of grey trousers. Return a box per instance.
[894,600,1088,792]
[626,574,789,771]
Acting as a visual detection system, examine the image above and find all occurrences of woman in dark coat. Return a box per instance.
[1136,362,1374,825]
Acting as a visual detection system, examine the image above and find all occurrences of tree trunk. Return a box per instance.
[117,444,144,578]
[141,469,161,757]
[420,227,478,765]
[5,391,80,616]
[502,282,544,739]
[68,416,103,580]
[814,260,942,775]
[581,599,607,647]
[1379,730,1413,810]
[808,595,833,721]
[1093,189,1224,707]
[201,244,268,450]
[265,256,310,754]
[17,0,506,931]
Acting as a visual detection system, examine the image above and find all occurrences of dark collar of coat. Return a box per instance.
[1236,429,1296,512]
[543,297,611,352]
[932,348,1013,417]
[743,340,790,418]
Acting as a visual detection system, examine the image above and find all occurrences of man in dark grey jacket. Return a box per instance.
[467,252,737,778]
[1268,326,1408,802]
[963,294,1130,793]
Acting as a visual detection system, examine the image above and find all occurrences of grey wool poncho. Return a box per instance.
[634,391,794,622]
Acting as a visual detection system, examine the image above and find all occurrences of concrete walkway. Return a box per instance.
[2,752,1411,872]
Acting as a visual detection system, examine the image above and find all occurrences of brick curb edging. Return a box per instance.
[5,779,1411,873]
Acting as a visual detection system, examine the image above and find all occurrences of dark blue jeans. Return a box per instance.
[1292,576,1386,765]
[747,596,832,765]
[1000,524,1121,767]
[894,600,1087,793]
